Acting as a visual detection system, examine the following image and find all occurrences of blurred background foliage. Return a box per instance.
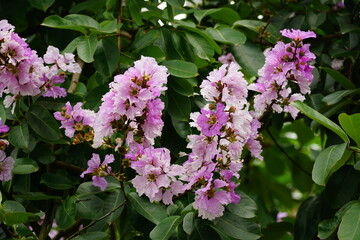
[0,0,359,239]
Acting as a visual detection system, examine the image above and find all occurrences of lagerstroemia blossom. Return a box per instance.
[0,19,80,110]
[80,154,114,191]
[249,29,316,119]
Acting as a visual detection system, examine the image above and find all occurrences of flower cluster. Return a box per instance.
[0,20,80,110]
[249,29,316,119]
[54,101,95,142]
[0,150,14,181]
[182,62,262,220]
[127,144,186,205]
[92,56,168,148]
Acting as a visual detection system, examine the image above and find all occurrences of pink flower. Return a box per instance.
[80,154,114,191]
[0,120,9,133]
[197,103,229,137]
[0,150,14,181]
[280,29,316,40]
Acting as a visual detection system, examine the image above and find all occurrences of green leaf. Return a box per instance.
[13,192,61,200]
[166,0,184,7]
[233,20,266,32]
[318,201,359,239]
[94,39,119,76]
[41,173,74,190]
[103,190,125,224]
[76,177,121,197]
[150,216,182,240]
[227,191,257,219]
[171,118,191,138]
[169,77,193,97]
[128,0,143,26]
[29,0,54,11]
[206,27,246,45]
[312,143,352,186]
[321,67,356,90]
[231,42,264,77]
[176,24,221,54]
[128,192,167,224]
[339,113,360,147]
[77,35,98,63]
[307,11,326,29]
[185,32,214,61]
[99,19,120,34]
[0,103,6,122]
[183,212,194,235]
[132,30,159,52]
[140,46,166,63]
[167,90,191,121]
[1,201,37,225]
[291,101,349,142]
[25,103,62,142]
[76,194,104,220]
[13,158,39,174]
[322,89,360,105]
[84,84,109,111]
[72,232,108,240]
[42,14,99,34]
[8,121,29,149]
[194,8,240,25]
[63,36,83,53]
[56,196,77,229]
[213,212,261,240]
[161,60,198,78]
[338,202,360,240]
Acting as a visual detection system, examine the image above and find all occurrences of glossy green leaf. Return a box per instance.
[84,84,109,111]
[128,0,143,26]
[13,192,61,200]
[321,67,356,89]
[150,216,182,240]
[0,104,6,122]
[140,46,166,62]
[55,196,77,229]
[318,201,358,239]
[94,39,119,76]
[233,20,266,32]
[167,90,191,121]
[176,25,221,54]
[29,0,54,11]
[103,190,125,224]
[231,42,264,77]
[322,89,360,105]
[76,194,104,220]
[77,35,98,63]
[166,0,184,7]
[171,118,191,138]
[42,14,99,34]
[25,104,62,142]
[185,32,214,61]
[41,173,74,190]
[63,36,83,53]
[1,201,37,225]
[183,212,194,235]
[169,77,193,97]
[291,101,349,142]
[206,27,246,45]
[194,8,240,25]
[128,192,167,224]
[227,191,257,219]
[307,11,326,29]
[338,202,360,240]
[99,19,120,33]
[161,60,198,78]
[312,143,352,186]
[132,30,159,51]
[339,113,360,147]
[8,121,29,150]
[213,212,261,240]
[13,158,38,174]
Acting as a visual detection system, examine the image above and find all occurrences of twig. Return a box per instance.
[67,58,84,94]
[266,128,312,177]
[259,15,273,51]
[68,201,126,239]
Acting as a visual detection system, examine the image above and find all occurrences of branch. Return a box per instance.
[67,58,85,94]
[68,201,126,239]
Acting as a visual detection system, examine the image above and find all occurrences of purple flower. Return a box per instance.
[280,29,316,40]
[80,154,114,191]
[0,119,9,133]
[0,150,14,181]
[197,103,229,137]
